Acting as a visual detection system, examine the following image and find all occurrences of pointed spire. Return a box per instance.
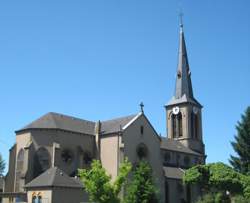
[175,17,194,100]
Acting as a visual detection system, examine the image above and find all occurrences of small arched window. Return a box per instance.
[32,196,36,203]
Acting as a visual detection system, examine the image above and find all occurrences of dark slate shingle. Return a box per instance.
[101,114,137,135]
[17,112,96,135]
[25,167,83,189]
[161,137,201,156]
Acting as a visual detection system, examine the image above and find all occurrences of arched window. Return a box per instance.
[171,113,177,138]
[191,112,199,139]
[171,112,183,138]
[32,196,36,203]
[16,149,25,172]
[136,143,148,160]
[38,196,42,203]
[178,113,183,137]
[33,147,51,178]
[194,114,199,139]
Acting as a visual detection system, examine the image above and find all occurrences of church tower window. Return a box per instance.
[171,112,183,138]
[191,112,199,139]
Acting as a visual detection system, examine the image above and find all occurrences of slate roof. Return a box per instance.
[101,114,137,135]
[165,23,201,108]
[17,112,96,135]
[17,112,138,136]
[163,166,184,180]
[161,137,202,156]
[25,167,83,189]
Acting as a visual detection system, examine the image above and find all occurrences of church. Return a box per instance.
[1,21,206,203]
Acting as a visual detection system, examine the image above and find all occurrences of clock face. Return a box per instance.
[172,106,180,115]
[193,107,199,114]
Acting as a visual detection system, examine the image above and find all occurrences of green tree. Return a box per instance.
[0,153,5,176]
[183,162,250,202]
[230,106,250,174]
[124,161,158,203]
[78,159,132,203]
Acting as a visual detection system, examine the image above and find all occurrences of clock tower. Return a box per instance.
[165,22,205,155]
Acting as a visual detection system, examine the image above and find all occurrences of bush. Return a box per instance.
[196,192,230,203]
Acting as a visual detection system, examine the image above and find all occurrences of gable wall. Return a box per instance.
[122,115,165,202]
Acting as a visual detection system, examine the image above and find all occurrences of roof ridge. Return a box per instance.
[101,114,137,123]
[49,112,95,124]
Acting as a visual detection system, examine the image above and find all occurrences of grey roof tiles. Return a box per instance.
[101,114,137,135]
[161,137,202,156]
[166,24,201,107]
[25,167,83,189]
[17,112,137,136]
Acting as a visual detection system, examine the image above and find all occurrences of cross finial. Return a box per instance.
[179,11,184,28]
[140,102,144,113]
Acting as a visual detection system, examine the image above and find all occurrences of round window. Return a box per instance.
[61,149,74,164]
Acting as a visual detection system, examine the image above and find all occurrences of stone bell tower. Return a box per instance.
[165,21,205,155]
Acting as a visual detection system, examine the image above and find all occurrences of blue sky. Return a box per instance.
[0,0,249,173]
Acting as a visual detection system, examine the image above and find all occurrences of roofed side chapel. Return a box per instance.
[1,21,206,203]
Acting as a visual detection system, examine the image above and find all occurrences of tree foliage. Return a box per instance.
[78,159,132,203]
[230,106,250,174]
[0,153,5,176]
[184,162,250,201]
[124,161,158,203]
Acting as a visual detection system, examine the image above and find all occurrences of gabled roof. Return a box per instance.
[161,137,202,156]
[25,167,83,189]
[163,166,184,180]
[17,112,96,135]
[101,114,138,135]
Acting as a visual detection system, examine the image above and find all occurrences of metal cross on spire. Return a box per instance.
[140,102,144,113]
[179,11,184,28]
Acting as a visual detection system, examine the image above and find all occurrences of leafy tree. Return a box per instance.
[183,163,250,202]
[230,106,250,174]
[196,192,230,203]
[124,161,158,203]
[78,159,132,203]
[0,153,5,176]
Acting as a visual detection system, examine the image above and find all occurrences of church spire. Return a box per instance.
[175,18,194,100]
